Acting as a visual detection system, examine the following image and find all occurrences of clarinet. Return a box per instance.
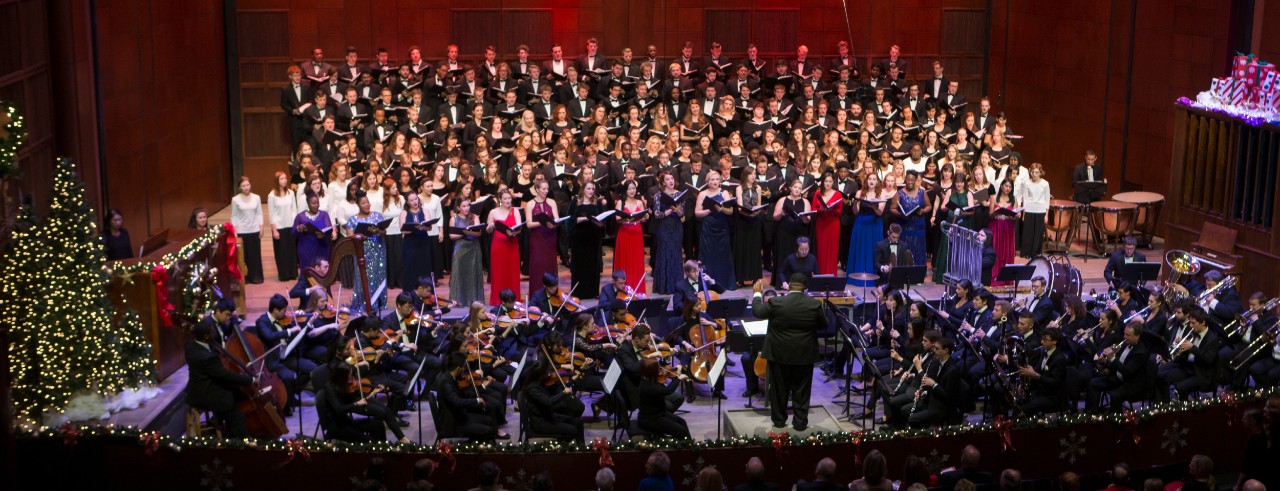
[909,359,937,416]
[894,352,930,395]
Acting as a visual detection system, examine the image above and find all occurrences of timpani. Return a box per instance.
[1088,201,1138,255]
[1112,191,1164,248]
[1045,199,1082,253]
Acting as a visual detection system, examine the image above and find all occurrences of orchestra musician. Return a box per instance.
[570,311,620,418]
[1017,276,1057,328]
[1010,328,1068,416]
[1158,309,1222,400]
[751,274,825,431]
[637,358,692,439]
[489,288,536,359]
[599,270,642,308]
[382,292,445,373]
[185,303,257,438]
[433,352,511,441]
[1107,284,1142,321]
[1102,237,1146,288]
[248,294,317,414]
[528,272,570,331]
[1221,292,1277,389]
[1201,270,1243,327]
[776,237,818,289]
[616,323,686,413]
[320,362,411,443]
[520,354,586,443]
[874,224,913,287]
[1086,320,1151,411]
[889,337,961,429]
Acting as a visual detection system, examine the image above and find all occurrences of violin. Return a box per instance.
[348,376,385,398]
[656,365,685,384]
[421,291,457,309]
[553,347,591,370]
[549,290,584,313]
[455,369,488,389]
[642,341,680,358]
[510,302,543,321]
[616,284,647,302]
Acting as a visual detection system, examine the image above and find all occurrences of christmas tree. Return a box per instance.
[0,147,155,424]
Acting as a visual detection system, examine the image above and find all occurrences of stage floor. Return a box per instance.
[136,206,1162,442]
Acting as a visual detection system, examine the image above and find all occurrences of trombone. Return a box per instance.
[1223,297,1280,339]
[1229,321,1278,371]
[1196,275,1238,309]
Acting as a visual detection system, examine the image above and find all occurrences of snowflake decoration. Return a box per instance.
[681,456,713,486]
[924,448,951,474]
[200,458,234,490]
[1058,431,1087,464]
[504,467,529,490]
[1161,422,1189,455]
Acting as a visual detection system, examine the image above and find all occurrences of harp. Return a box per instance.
[304,236,374,315]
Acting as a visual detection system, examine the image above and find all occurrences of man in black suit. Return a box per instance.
[381,291,441,372]
[1103,237,1147,287]
[662,63,694,105]
[673,260,727,315]
[281,66,312,148]
[894,337,962,428]
[1072,150,1106,203]
[247,294,315,412]
[1015,328,1069,415]
[615,324,685,411]
[542,44,574,86]
[704,41,733,77]
[925,60,950,100]
[577,38,608,83]
[435,88,465,125]
[938,445,995,487]
[1162,309,1222,398]
[1020,276,1058,328]
[566,82,596,122]
[598,270,631,308]
[434,352,507,441]
[1086,321,1151,410]
[940,80,966,119]
[877,45,908,80]
[874,224,913,286]
[185,299,255,437]
[751,273,826,430]
[299,47,333,86]
[1201,270,1243,327]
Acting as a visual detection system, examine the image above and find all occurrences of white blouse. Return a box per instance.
[230,193,263,234]
[332,201,360,234]
[326,180,349,215]
[267,190,298,230]
[382,196,404,235]
[1018,179,1051,214]
[421,193,444,236]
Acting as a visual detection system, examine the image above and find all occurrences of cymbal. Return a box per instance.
[847,273,880,281]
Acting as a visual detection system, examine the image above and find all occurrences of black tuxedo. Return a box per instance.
[577,53,607,75]
[672,276,726,314]
[184,339,253,437]
[1022,347,1069,415]
[567,97,595,121]
[753,291,826,428]
[877,58,909,79]
[248,313,317,397]
[907,355,962,427]
[940,92,967,116]
[1165,329,1222,394]
[926,76,951,100]
[1206,287,1244,327]
[280,83,312,146]
[873,239,914,284]
[518,76,548,102]
[299,60,333,85]
[1021,293,1057,328]
[1103,250,1148,286]
[661,76,694,103]
[1087,341,1151,410]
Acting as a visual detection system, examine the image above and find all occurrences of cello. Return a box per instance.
[217,314,289,438]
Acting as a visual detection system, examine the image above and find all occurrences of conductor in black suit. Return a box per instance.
[1103,237,1146,287]
[751,274,826,430]
[185,303,256,438]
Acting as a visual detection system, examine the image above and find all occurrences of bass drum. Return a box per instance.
[1027,255,1082,308]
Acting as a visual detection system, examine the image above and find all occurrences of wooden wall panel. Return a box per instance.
[704,9,751,53]
[0,0,61,227]
[95,0,232,238]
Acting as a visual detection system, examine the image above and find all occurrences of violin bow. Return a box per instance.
[626,272,648,309]
[538,345,569,389]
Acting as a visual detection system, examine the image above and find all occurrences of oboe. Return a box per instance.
[893,352,930,394]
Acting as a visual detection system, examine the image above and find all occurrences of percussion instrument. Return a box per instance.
[941,221,983,287]
[1112,191,1164,248]
[1045,199,1082,253]
[1087,201,1137,254]
[1026,255,1082,299]
[846,273,880,282]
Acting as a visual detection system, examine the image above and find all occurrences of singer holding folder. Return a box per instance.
[344,190,391,311]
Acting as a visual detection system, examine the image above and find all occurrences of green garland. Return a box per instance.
[105,224,225,277]
[18,386,1276,456]
[0,101,26,177]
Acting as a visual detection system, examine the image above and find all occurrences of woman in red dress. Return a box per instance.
[989,178,1018,286]
[613,180,649,293]
[487,188,523,304]
[812,171,844,275]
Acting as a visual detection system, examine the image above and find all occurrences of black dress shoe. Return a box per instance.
[793,425,808,432]
[713,391,728,400]
[771,423,787,429]
[740,390,758,398]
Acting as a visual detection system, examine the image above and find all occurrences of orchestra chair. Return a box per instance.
[426,391,471,444]
[515,391,560,443]
[610,386,650,441]
[185,406,223,439]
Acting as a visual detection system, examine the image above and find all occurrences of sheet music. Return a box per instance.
[707,348,728,388]
[741,319,769,337]
[603,359,622,395]
[509,350,529,393]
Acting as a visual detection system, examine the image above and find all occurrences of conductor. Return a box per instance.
[752,274,826,431]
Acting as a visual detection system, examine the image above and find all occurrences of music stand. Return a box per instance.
[1120,262,1161,287]
[887,265,927,299]
[996,265,1036,301]
[807,275,847,293]
[706,298,748,320]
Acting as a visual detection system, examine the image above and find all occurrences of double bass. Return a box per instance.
[686,263,728,383]
[216,315,289,438]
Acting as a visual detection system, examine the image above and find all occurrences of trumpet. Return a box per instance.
[1229,322,1279,371]
[1223,297,1280,339]
[1047,311,1070,329]
[1094,341,1126,364]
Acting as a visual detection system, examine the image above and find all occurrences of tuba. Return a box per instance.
[1163,250,1200,303]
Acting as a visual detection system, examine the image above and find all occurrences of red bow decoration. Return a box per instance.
[851,431,866,466]
[768,431,790,468]
[150,264,174,327]
[591,437,614,468]
[434,441,456,473]
[274,439,311,469]
[222,224,242,281]
[1118,411,1141,444]
[1221,391,1239,426]
[993,416,1015,451]
[59,422,79,448]
[139,431,161,456]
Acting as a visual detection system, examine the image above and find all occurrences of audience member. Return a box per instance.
[1100,463,1132,491]
[900,455,931,489]
[851,450,892,491]
[1058,472,1079,491]
[796,458,842,491]
[1141,478,1163,491]
[469,462,506,491]
[940,446,994,487]
[639,451,675,491]
[999,469,1021,491]
[595,468,616,491]
[1181,455,1213,491]
[696,467,725,491]
[954,479,977,491]
[734,457,778,491]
